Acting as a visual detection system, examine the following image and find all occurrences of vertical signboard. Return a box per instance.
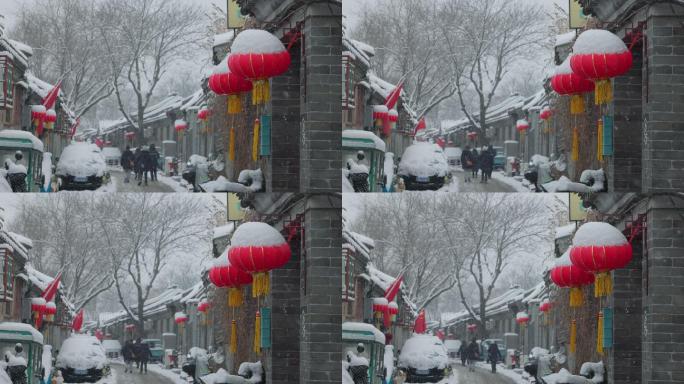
[228,193,246,221]
[569,0,589,29]
[569,193,588,222]
[228,0,247,29]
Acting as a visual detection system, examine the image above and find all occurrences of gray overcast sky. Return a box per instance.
[344,0,568,29]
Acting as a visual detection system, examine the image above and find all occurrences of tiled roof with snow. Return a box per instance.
[25,72,77,125]
[0,32,30,68]
[343,37,374,69]
[0,230,29,261]
[100,94,185,135]
[180,89,207,112]
[20,264,76,314]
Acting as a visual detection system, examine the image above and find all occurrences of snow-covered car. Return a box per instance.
[56,142,107,190]
[443,147,462,167]
[56,334,110,383]
[443,339,461,359]
[398,334,449,383]
[101,147,122,167]
[398,143,449,190]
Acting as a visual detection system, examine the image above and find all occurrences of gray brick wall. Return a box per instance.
[642,194,684,384]
[610,48,643,192]
[300,195,342,383]
[299,2,342,192]
[271,46,302,192]
[642,6,684,192]
[608,239,643,384]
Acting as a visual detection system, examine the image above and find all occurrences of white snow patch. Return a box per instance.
[213,31,235,47]
[0,129,44,152]
[543,368,594,384]
[42,152,53,190]
[231,222,285,247]
[56,142,107,178]
[398,334,448,371]
[573,222,627,247]
[555,31,576,47]
[573,29,628,54]
[384,345,394,380]
[56,334,107,371]
[398,142,448,178]
[231,29,285,54]
[342,129,386,152]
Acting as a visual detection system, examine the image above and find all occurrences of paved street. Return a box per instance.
[441,169,517,192]
[108,364,178,384]
[451,363,517,384]
[101,170,177,192]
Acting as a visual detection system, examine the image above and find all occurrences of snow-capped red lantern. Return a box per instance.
[197,300,210,313]
[384,108,398,137]
[570,222,632,297]
[44,301,57,323]
[550,248,595,307]
[31,297,46,328]
[373,105,389,131]
[435,137,446,149]
[72,309,84,333]
[44,109,57,130]
[372,297,388,319]
[516,119,530,134]
[539,299,552,313]
[539,106,552,121]
[124,131,135,142]
[227,222,292,297]
[125,324,136,332]
[208,59,253,114]
[31,105,46,136]
[467,323,477,333]
[228,29,291,105]
[467,131,478,141]
[516,311,530,326]
[388,301,399,323]
[174,311,189,326]
[197,106,211,121]
[208,255,253,307]
[174,119,188,132]
[550,56,595,115]
[571,29,633,105]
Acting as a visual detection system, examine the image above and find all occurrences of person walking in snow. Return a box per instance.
[461,146,475,183]
[486,145,496,180]
[149,144,160,181]
[470,148,479,179]
[488,342,502,373]
[466,339,479,372]
[122,340,135,373]
[133,147,143,182]
[121,146,135,183]
[137,339,150,374]
[138,147,152,187]
[479,146,493,184]
[458,341,468,367]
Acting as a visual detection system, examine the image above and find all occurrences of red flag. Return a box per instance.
[72,309,84,332]
[384,81,404,110]
[436,329,445,340]
[414,309,426,334]
[94,329,104,341]
[384,274,403,302]
[413,118,426,136]
[41,272,62,303]
[69,118,81,139]
[436,138,446,148]
[42,80,62,110]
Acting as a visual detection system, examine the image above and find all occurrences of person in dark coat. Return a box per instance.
[121,146,135,183]
[486,145,497,180]
[137,147,152,187]
[135,338,150,374]
[148,144,160,181]
[479,147,493,184]
[466,339,479,372]
[458,341,468,366]
[488,342,502,373]
[133,147,142,182]
[460,146,475,183]
[122,340,135,373]
[470,148,479,179]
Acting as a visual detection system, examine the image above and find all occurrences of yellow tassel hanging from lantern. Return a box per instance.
[596,311,604,355]
[597,118,604,162]
[569,287,584,308]
[229,128,236,162]
[254,312,261,354]
[251,272,270,298]
[570,95,585,115]
[228,287,243,307]
[572,127,579,162]
[252,119,260,162]
[230,319,238,354]
[594,79,613,105]
[252,79,270,105]
[594,272,612,297]
[570,319,577,353]
[228,95,242,115]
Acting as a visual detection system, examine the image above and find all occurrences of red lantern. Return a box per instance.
[197,300,210,313]
[174,119,188,132]
[435,138,446,149]
[174,311,188,326]
[467,131,478,141]
[125,324,135,333]
[539,106,552,121]
[550,56,595,114]
[467,323,477,333]
[388,301,398,323]
[373,105,389,131]
[31,105,46,136]
[550,249,595,307]
[72,309,84,333]
[516,311,530,326]
[571,29,633,105]
[31,297,46,329]
[228,29,291,105]
[208,256,252,307]
[516,119,530,133]
[44,109,57,130]
[208,60,253,115]
[385,108,398,137]
[570,222,632,297]
[539,299,552,313]
[44,301,57,323]
[124,131,136,142]
[227,222,291,297]
[197,107,211,121]
[95,329,104,341]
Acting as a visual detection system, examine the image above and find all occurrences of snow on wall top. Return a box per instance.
[212,223,235,240]
[213,31,235,48]
[555,31,576,48]
[555,223,576,240]
[343,37,374,69]
[231,29,285,54]
[573,29,628,54]
[343,129,386,152]
[572,222,627,246]
[0,129,45,152]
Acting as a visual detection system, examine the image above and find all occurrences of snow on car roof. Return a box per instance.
[0,129,44,152]
[398,334,448,370]
[0,322,43,344]
[56,334,107,370]
[343,129,386,152]
[342,322,385,344]
[56,142,107,178]
[398,142,448,178]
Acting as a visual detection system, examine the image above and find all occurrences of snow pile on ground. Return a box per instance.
[147,363,187,384]
[342,361,354,384]
[580,361,605,383]
[543,368,594,384]
[0,172,11,192]
[42,152,53,190]
[42,345,53,381]
[492,171,532,192]
[573,222,627,246]
[398,334,448,371]
[200,361,263,384]
[201,169,263,193]
[56,142,107,178]
[56,334,107,370]
[384,345,394,380]
[543,169,605,193]
[398,142,448,177]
